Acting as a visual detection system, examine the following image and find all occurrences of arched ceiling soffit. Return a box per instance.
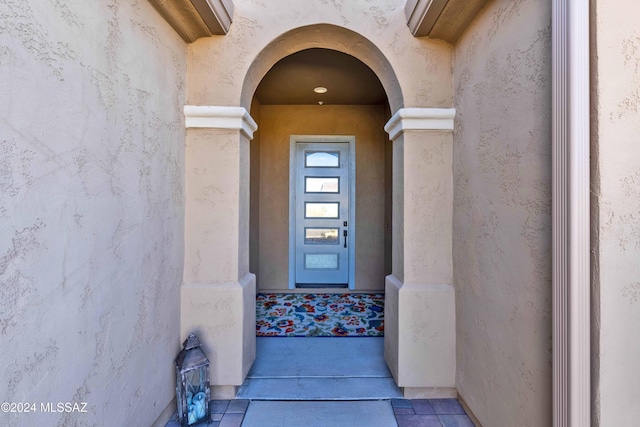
[254,48,387,106]
[240,24,403,112]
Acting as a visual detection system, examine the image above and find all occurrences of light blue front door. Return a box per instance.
[294,142,350,286]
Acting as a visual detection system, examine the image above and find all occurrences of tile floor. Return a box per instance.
[391,398,475,427]
[165,398,475,426]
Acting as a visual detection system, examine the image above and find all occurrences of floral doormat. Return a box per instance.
[256,293,384,337]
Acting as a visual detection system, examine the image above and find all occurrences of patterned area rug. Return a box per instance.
[256,293,384,337]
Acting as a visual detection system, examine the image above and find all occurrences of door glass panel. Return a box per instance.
[305,177,339,193]
[305,151,339,168]
[305,202,339,218]
[305,228,339,244]
[305,253,339,270]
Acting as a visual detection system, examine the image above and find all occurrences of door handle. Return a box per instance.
[343,229,348,248]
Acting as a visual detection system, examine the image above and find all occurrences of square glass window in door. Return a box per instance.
[305,202,339,218]
[304,253,339,270]
[305,177,339,193]
[304,228,340,244]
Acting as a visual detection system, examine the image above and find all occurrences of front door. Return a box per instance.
[293,141,351,286]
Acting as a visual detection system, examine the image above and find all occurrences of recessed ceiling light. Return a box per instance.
[314,86,328,94]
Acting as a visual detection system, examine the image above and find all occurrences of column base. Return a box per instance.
[402,387,457,399]
[210,385,239,399]
[384,275,456,389]
[181,273,256,387]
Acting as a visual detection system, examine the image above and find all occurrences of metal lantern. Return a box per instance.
[175,333,210,426]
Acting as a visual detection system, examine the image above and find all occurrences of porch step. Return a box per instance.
[241,400,398,427]
[249,337,390,377]
[236,337,403,400]
[236,376,403,400]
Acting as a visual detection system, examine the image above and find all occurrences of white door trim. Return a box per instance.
[289,135,356,290]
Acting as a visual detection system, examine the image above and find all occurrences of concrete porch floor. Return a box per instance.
[237,337,402,400]
[165,338,475,426]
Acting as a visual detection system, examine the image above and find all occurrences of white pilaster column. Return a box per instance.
[552,1,590,425]
[384,107,456,398]
[181,105,257,398]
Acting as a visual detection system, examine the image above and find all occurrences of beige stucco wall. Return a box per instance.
[592,1,640,425]
[0,1,186,426]
[452,0,552,425]
[255,105,388,291]
[187,0,452,111]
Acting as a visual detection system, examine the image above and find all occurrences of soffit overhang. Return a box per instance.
[148,0,233,43]
[405,0,491,44]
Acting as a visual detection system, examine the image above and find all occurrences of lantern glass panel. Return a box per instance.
[176,369,186,421]
[175,333,210,427]
[177,366,209,425]
[186,367,208,425]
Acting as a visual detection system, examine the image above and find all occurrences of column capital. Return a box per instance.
[184,105,258,140]
[384,107,456,141]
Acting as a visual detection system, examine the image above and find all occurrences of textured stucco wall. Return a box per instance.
[256,105,388,291]
[0,1,186,425]
[592,1,640,425]
[187,0,452,111]
[452,0,552,425]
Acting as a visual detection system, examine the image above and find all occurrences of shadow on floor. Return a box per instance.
[165,398,475,426]
[165,337,475,426]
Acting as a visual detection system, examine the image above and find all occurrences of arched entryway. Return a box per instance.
[244,47,394,400]
[181,21,456,399]
[248,47,392,292]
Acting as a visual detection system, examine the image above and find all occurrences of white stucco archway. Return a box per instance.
[182,17,457,398]
[239,24,404,112]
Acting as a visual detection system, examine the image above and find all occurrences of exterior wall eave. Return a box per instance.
[148,0,234,42]
[406,0,491,44]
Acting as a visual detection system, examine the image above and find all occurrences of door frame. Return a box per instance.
[288,135,356,290]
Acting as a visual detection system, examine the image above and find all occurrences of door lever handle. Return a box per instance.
[343,229,348,248]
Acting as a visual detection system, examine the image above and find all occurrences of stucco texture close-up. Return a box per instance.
[452,0,552,426]
[0,1,186,426]
[591,0,640,425]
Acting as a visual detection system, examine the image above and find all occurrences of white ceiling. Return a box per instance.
[254,48,387,106]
